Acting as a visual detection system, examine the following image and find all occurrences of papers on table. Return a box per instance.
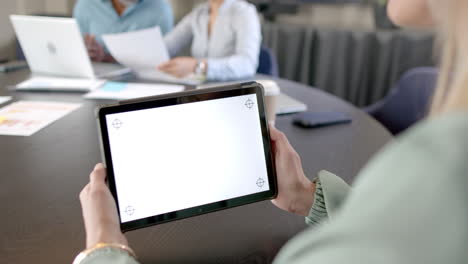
[15,76,105,92]
[0,101,81,136]
[0,96,12,105]
[84,82,185,100]
[102,27,203,85]
[277,93,308,115]
[136,69,202,86]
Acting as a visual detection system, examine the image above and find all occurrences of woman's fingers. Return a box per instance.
[80,164,127,248]
[269,125,292,151]
[158,60,175,71]
[161,66,178,74]
[269,124,282,141]
[171,72,186,78]
[157,63,169,70]
[79,183,90,202]
[158,63,185,77]
[90,163,106,184]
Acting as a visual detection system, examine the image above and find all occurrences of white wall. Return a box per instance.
[0,0,74,59]
[0,1,22,60]
[0,0,375,59]
[169,0,204,22]
[45,0,75,14]
[0,0,198,59]
[16,0,46,15]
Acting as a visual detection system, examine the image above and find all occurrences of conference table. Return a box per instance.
[0,69,392,263]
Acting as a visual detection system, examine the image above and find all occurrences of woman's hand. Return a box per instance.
[79,163,127,248]
[270,125,316,217]
[158,57,198,78]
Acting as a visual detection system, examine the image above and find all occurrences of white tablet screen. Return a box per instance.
[105,94,270,223]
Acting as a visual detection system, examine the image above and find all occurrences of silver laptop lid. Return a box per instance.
[10,15,95,79]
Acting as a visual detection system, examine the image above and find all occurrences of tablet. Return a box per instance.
[97,82,277,231]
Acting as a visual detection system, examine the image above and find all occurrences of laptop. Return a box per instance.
[10,15,131,91]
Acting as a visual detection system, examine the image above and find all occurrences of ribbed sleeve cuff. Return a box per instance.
[305,178,328,227]
[81,247,140,264]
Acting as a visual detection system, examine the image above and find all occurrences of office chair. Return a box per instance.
[364,67,438,135]
[257,46,279,77]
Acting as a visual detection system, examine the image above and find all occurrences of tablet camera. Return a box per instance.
[124,205,135,216]
[245,98,254,109]
[256,177,265,188]
[112,119,123,129]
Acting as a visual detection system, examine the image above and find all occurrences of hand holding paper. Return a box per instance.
[102,27,169,70]
[157,57,198,78]
[102,27,202,85]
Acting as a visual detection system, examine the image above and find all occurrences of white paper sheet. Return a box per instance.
[103,27,169,70]
[0,96,12,105]
[84,82,185,100]
[0,101,81,136]
[102,27,203,86]
[15,76,105,92]
[136,70,203,86]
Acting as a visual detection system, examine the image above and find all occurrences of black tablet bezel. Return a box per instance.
[97,82,277,232]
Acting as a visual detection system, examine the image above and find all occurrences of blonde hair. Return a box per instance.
[430,0,468,115]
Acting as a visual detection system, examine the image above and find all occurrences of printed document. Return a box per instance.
[0,101,81,136]
[0,96,12,105]
[102,27,202,85]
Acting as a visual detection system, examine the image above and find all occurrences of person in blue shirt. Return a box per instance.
[158,0,261,82]
[73,0,174,62]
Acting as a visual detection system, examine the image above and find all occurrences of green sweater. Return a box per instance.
[80,112,468,264]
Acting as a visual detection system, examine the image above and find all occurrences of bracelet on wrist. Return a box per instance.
[72,242,136,264]
[195,59,208,79]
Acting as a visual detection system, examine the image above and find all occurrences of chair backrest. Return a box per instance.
[257,46,279,76]
[366,67,438,135]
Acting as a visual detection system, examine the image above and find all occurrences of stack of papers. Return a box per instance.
[0,101,81,136]
[102,27,202,86]
[0,96,12,105]
[15,76,105,92]
[277,93,308,114]
[84,82,185,100]
[136,70,202,86]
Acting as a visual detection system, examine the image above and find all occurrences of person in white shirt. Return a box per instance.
[158,0,261,81]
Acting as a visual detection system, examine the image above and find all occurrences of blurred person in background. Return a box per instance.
[158,0,261,81]
[73,0,174,62]
[75,0,468,263]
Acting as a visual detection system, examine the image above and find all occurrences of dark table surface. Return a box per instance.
[0,70,392,264]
